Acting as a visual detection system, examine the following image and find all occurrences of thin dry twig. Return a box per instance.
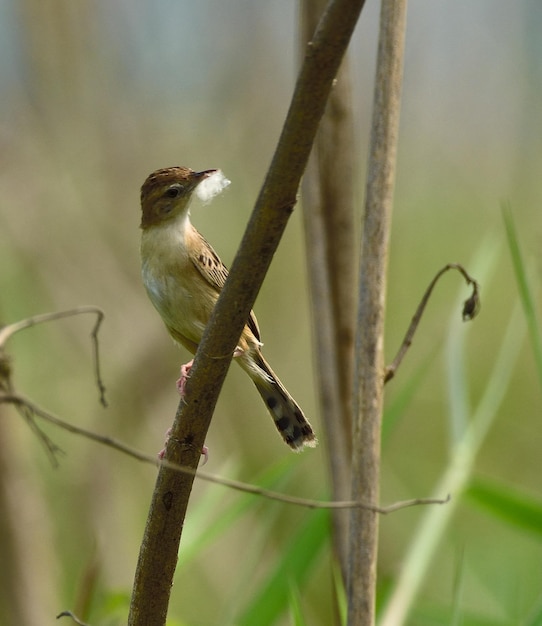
[1,392,449,512]
[0,393,151,463]
[384,263,480,383]
[0,307,107,464]
[56,611,90,626]
[0,306,107,406]
[13,395,64,466]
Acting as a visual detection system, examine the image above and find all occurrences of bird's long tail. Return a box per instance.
[241,352,317,451]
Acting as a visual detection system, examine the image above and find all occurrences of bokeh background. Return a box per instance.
[1,1,541,624]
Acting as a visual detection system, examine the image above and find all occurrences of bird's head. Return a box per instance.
[140,167,216,229]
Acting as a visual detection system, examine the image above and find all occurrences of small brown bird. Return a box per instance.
[140,166,317,451]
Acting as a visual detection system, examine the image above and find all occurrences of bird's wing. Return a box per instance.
[189,230,262,342]
[190,230,229,291]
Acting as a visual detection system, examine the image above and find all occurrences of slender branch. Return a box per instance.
[0,358,60,465]
[13,397,64,466]
[385,263,481,383]
[0,306,107,406]
[56,611,90,626]
[348,1,407,625]
[1,392,448,512]
[129,1,367,624]
[0,393,152,464]
[0,307,107,464]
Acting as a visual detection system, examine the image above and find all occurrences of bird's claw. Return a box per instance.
[176,360,194,396]
[158,427,209,464]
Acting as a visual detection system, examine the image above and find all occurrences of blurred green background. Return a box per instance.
[1,1,541,625]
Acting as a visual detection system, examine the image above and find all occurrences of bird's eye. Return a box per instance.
[164,184,183,198]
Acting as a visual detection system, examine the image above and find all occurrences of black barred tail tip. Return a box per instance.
[256,383,317,451]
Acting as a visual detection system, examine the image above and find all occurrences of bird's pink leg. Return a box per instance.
[177,351,243,398]
[169,348,245,459]
[164,358,207,462]
[158,426,209,465]
[158,428,172,460]
[176,359,194,396]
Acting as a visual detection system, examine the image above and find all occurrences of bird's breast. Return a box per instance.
[140,224,216,347]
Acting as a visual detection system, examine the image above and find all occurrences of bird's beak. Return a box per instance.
[194,169,217,179]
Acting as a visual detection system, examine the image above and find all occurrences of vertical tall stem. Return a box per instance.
[300,0,356,580]
[347,0,407,624]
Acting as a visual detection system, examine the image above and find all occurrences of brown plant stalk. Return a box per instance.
[300,0,357,581]
[128,1,367,624]
[348,0,407,625]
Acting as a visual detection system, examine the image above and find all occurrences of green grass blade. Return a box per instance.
[178,456,300,567]
[466,477,542,538]
[524,592,542,626]
[288,584,308,626]
[331,558,347,626]
[411,603,511,626]
[379,291,524,625]
[502,204,542,388]
[383,355,434,444]
[237,507,330,626]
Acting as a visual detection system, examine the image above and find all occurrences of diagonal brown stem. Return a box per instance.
[128,1,367,624]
